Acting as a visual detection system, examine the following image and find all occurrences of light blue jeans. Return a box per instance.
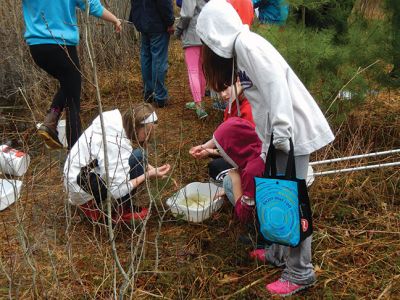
[222,174,235,206]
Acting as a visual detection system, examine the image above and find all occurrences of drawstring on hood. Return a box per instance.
[228,42,241,117]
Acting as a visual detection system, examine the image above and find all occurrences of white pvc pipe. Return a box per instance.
[310,149,400,166]
[313,161,400,176]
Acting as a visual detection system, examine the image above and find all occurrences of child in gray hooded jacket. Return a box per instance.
[196,0,334,297]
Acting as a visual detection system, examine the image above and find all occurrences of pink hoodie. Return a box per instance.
[213,117,264,200]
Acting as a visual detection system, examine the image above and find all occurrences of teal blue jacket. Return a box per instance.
[23,0,104,46]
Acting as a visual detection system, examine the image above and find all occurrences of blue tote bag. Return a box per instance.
[254,136,313,247]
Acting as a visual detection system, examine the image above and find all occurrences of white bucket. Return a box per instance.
[166,182,224,223]
[0,179,22,211]
[0,145,30,177]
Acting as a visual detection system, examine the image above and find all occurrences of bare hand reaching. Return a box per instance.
[114,19,122,33]
[189,145,210,159]
[147,164,171,178]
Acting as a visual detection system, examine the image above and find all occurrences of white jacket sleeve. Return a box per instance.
[245,47,294,152]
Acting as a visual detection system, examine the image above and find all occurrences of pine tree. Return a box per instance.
[289,0,356,43]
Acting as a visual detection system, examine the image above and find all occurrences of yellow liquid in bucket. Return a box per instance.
[179,194,210,209]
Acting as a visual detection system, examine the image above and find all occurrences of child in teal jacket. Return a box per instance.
[22,0,121,150]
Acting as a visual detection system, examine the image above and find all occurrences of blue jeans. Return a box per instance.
[140,32,170,103]
[128,148,145,180]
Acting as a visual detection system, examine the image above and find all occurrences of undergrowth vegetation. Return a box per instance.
[0,0,399,299]
[254,16,392,123]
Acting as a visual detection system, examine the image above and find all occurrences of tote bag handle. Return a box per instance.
[263,134,296,180]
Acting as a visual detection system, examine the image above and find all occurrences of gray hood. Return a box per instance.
[196,0,249,59]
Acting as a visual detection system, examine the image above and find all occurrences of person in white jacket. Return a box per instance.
[64,103,170,223]
[196,0,334,296]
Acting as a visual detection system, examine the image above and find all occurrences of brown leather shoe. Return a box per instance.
[37,109,63,149]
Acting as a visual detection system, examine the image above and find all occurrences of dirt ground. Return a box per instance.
[0,39,399,299]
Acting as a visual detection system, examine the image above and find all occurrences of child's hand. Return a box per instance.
[189,145,209,159]
[167,25,175,35]
[147,164,171,178]
[114,19,122,33]
[214,189,225,200]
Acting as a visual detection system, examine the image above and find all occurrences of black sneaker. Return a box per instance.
[155,99,168,108]
[144,94,154,103]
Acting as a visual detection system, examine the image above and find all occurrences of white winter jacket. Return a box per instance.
[197,0,334,156]
[64,110,134,205]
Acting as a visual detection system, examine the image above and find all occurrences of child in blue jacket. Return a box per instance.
[22,0,121,150]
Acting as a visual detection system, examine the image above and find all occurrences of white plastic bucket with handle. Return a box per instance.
[0,145,30,177]
[166,182,224,223]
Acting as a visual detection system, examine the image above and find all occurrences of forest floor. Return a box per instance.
[0,39,399,299]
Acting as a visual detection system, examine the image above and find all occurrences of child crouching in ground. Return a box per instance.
[190,81,255,182]
[212,117,264,223]
[64,103,170,223]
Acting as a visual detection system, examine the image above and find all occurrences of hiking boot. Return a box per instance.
[196,107,208,119]
[266,278,314,297]
[37,108,63,149]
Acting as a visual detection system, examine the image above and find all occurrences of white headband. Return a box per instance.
[141,111,158,124]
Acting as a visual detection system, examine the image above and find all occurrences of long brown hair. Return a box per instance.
[201,44,237,92]
[122,103,155,143]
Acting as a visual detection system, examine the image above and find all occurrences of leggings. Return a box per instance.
[29,44,82,148]
[184,46,206,103]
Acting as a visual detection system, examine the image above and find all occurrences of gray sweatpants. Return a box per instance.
[265,151,316,285]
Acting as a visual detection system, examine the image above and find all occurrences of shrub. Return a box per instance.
[254,13,391,123]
